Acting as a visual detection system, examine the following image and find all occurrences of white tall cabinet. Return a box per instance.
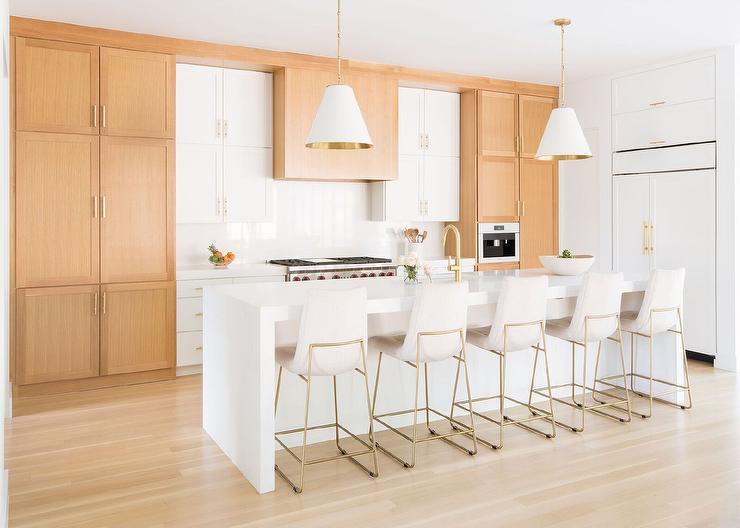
[373,87,460,221]
[176,64,272,223]
[612,56,717,356]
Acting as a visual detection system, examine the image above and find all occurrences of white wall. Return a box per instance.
[560,49,739,372]
[176,181,445,265]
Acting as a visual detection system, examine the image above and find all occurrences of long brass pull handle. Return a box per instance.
[223,120,229,138]
[92,105,98,128]
[93,195,98,218]
[649,101,666,107]
[101,196,107,218]
[642,222,649,255]
[216,119,221,138]
[649,224,654,254]
[195,346,203,351]
[194,312,203,317]
[520,201,525,217]
[102,105,107,128]
[102,292,107,314]
[93,292,98,316]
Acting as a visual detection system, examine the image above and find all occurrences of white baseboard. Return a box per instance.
[176,365,202,377]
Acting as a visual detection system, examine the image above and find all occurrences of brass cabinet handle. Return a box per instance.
[195,312,203,317]
[92,105,98,128]
[642,222,649,255]
[195,346,203,351]
[223,120,229,137]
[102,105,107,128]
[102,292,107,314]
[194,287,204,291]
[649,224,654,254]
[520,200,525,217]
[224,198,228,217]
[93,292,98,316]
[101,196,107,218]
[216,119,221,138]
[649,101,666,106]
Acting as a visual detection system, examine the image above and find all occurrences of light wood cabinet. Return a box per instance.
[478,91,517,157]
[16,285,100,385]
[518,95,556,158]
[477,156,519,222]
[100,47,175,138]
[100,282,174,375]
[15,38,99,134]
[15,132,100,287]
[100,136,174,283]
[274,67,397,181]
[519,160,558,269]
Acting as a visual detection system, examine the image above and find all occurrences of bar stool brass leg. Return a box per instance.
[359,343,380,477]
[424,363,432,433]
[495,346,505,449]
[678,309,693,410]
[274,366,283,417]
[448,354,462,430]
[333,375,341,451]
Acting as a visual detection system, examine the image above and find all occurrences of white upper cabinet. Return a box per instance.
[612,99,715,151]
[424,90,460,157]
[373,87,460,221]
[176,64,222,145]
[223,69,272,148]
[223,146,272,222]
[612,57,715,114]
[176,63,273,224]
[176,144,223,224]
[398,87,424,156]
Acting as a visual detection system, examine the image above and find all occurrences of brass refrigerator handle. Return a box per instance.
[102,105,107,128]
[92,105,98,128]
[102,196,107,218]
[102,292,107,315]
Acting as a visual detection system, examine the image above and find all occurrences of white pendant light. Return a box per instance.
[535,18,591,161]
[305,0,373,149]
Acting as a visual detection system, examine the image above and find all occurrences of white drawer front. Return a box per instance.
[613,142,716,175]
[612,57,715,114]
[176,278,233,298]
[613,99,715,152]
[232,275,285,284]
[177,297,203,332]
[177,331,203,367]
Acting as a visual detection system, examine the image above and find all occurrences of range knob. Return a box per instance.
[350,274,359,279]
[369,273,377,277]
[360,273,368,278]
[292,276,301,282]
[378,272,386,277]
[317,275,326,280]
[332,274,341,280]
[301,276,310,281]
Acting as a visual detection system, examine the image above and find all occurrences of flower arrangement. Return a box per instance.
[401,252,420,283]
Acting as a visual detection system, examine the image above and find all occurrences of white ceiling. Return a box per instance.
[10,0,740,84]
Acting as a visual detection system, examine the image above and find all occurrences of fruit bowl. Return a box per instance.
[208,244,235,268]
[539,254,595,276]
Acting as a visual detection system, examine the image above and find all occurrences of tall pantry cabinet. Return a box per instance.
[12,36,176,395]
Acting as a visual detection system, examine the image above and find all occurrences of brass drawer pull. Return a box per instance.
[649,101,666,106]
[195,312,203,317]
[195,346,203,351]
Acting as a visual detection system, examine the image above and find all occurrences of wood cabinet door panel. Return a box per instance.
[519,95,556,158]
[477,156,519,222]
[478,91,517,157]
[100,137,174,283]
[275,68,397,181]
[15,132,99,287]
[100,47,175,138]
[17,285,99,385]
[519,160,558,269]
[15,37,99,134]
[101,282,174,375]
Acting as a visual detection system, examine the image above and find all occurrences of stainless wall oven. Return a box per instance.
[478,223,519,264]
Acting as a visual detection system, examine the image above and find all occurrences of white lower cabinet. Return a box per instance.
[613,169,716,356]
[176,275,285,369]
[176,144,223,223]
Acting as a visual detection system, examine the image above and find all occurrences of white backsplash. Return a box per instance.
[176,180,445,266]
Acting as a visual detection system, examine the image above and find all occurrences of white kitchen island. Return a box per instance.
[202,270,682,494]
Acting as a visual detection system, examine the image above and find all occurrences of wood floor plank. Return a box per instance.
[6,361,740,527]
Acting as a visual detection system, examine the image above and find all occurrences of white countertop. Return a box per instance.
[176,263,287,281]
[206,269,648,320]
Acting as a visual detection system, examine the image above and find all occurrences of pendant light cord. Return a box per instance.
[336,0,342,84]
[559,22,565,108]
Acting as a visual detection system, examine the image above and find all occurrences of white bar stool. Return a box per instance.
[274,288,379,493]
[596,268,692,418]
[457,275,556,449]
[369,281,478,468]
[534,272,632,432]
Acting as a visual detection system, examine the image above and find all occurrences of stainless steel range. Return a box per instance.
[268,257,397,282]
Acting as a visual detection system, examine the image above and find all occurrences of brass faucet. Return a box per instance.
[441,225,462,282]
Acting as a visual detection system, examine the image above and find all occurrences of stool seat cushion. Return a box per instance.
[276,343,362,376]
[369,334,413,362]
[466,328,492,351]
[619,311,641,333]
[545,316,575,341]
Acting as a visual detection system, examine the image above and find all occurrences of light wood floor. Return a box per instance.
[6,361,740,527]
